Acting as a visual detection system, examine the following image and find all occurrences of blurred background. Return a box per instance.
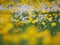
[0,0,60,45]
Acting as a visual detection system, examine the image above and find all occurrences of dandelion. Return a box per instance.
[51,22,56,27]
[41,22,45,25]
[47,17,53,21]
[16,22,25,27]
[41,9,48,13]
[16,19,20,22]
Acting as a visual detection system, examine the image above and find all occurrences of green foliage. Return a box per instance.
[19,40,28,45]
[0,34,4,45]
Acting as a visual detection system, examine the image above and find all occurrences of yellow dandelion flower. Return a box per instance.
[16,22,25,26]
[44,16,48,19]
[41,22,45,25]
[28,19,32,22]
[47,17,52,21]
[29,18,33,20]
[28,20,32,23]
[32,20,36,24]
[27,17,33,22]
[55,14,58,17]
[51,22,56,27]
[16,19,19,22]
[49,14,52,17]
[42,9,48,13]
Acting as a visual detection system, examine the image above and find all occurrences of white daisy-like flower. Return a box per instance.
[58,18,60,22]
[0,5,4,10]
